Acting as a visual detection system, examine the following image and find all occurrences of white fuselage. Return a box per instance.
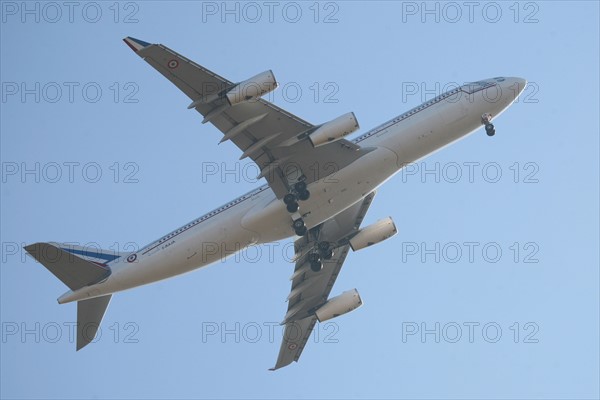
[58,77,525,304]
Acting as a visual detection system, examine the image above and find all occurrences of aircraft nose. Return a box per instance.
[515,77,527,87]
[505,76,528,97]
[478,77,528,120]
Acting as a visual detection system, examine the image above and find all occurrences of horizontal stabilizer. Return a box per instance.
[24,243,111,291]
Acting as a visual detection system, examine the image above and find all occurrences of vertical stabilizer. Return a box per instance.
[77,295,112,350]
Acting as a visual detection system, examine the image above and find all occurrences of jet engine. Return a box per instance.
[226,70,278,105]
[349,217,397,251]
[308,112,359,147]
[315,289,363,322]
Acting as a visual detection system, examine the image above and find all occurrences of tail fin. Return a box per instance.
[25,242,115,350]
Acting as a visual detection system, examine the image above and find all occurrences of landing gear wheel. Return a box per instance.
[293,218,307,236]
[317,242,333,259]
[286,202,299,213]
[297,190,310,201]
[308,253,322,271]
[308,253,321,262]
[310,260,323,272]
[293,218,305,230]
[283,193,297,205]
[294,226,307,236]
[485,123,496,137]
[294,181,307,192]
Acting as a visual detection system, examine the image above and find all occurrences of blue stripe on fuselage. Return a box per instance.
[60,247,121,262]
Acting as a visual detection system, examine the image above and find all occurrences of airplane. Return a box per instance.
[24,37,527,370]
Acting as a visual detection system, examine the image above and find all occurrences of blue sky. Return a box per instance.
[1,1,598,399]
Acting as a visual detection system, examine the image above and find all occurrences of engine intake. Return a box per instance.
[308,112,359,147]
[349,217,397,251]
[226,70,278,105]
[315,289,363,322]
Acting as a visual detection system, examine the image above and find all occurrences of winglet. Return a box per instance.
[123,36,152,53]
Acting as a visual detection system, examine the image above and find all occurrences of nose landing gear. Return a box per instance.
[482,113,496,136]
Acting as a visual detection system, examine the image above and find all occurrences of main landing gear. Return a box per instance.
[284,180,311,213]
[482,113,496,136]
[308,242,335,272]
[318,241,335,260]
[308,253,322,272]
[292,218,307,237]
[286,179,311,236]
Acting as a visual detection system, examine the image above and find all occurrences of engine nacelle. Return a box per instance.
[315,289,363,322]
[225,70,278,105]
[308,112,359,147]
[349,217,397,251]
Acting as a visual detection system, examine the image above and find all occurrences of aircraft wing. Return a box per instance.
[124,37,371,198]
[270,192,376,370]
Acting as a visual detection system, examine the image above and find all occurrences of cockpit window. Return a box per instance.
[460,80,496,94]
[494,77,506,82]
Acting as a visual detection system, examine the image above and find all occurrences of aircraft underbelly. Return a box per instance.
[242,146,399,243]
[372,98,484,168]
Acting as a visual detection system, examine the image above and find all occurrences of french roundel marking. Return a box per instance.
[288,343,298,350]
[168,59,179,69]
[127,254,137,263]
